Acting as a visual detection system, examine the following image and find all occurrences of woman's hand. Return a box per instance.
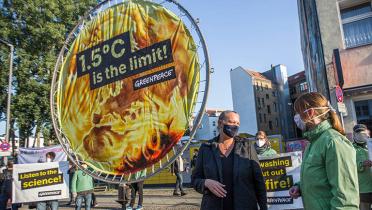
[289,186,301,199]
[204,179,226,198]
[363,160,372,167]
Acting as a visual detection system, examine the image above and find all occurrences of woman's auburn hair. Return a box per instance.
[294,92,345,135]
[256,130,271,146]
[256,130,267,139]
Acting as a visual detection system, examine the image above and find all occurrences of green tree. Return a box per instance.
[0,0,97,146]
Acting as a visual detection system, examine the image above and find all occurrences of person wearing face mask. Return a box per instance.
[71,162,94,210]
[254,131,277,157]
[192,110,267,210]
[288,92,359,210]
[37,152,59,210]
[352,124,372,210]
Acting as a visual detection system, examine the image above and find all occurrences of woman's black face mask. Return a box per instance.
[223,124,239,138]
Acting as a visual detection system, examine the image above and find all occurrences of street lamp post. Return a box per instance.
[0,38,14,157]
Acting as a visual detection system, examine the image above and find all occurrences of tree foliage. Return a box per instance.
[0,0,97,146]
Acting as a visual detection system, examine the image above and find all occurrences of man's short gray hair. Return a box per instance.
[218,110,238,121]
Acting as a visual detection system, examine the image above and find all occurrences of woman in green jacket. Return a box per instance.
[254,131,277,157]
[353,124,372,210]
[288,92,359,210]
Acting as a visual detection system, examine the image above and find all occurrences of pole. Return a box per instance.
[0,39,14,156]
[7,45,13,155]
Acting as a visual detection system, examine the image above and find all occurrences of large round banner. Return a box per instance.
[52,0,210,182]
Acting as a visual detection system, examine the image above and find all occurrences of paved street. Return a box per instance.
[19,188,202,210]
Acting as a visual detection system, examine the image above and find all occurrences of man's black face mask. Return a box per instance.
[223,124,239,138]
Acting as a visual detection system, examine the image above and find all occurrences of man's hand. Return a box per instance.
[289,186,301,199]
[204,179,226,198]
[72,192,77,198]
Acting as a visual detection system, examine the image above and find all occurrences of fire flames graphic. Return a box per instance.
[57,1,200,175]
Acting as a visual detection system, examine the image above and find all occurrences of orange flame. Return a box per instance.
[57,1,199,175]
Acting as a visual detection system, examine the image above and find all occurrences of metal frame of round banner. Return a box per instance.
[50,0,210,184]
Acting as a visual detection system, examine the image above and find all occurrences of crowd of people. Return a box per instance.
[0,91,371,210]
[191,92,372,210]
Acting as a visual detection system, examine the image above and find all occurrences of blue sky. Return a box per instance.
[179,0,304,109]
[0,0,304,135]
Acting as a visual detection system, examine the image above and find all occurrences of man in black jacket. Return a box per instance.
[191,110,267,210]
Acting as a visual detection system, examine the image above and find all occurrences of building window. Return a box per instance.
[269,121,273,130]
[257,98,261,106]
[264,114,267,123]
[256,83,259,90]
[266,84,269,90]
[274,102,277,112]
[355,100,372,131]
[262,98,265,106]
[272,91,276,97]
[341,3,372,48]
[259,113,262,123]
[261,83,264,91]
[299,82,308,92]
[276,118,279,127]
[267,105,271,114]
[266,94,269,99]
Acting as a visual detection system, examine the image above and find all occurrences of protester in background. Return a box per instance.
[67,161,77,206]
[171,153,187,196]
[353,124,372,210]
[37,152,59,210]
[71,162,94,210]
[288,92,359,210]
[128,169,147,210]
[190,149,198,169]
[0,163,6,174]
[0,161,20,210]
[192,110,267,210]
[117,183,130,209]
[254,131,277,157]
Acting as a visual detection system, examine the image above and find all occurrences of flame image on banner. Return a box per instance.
[57,0,200,175]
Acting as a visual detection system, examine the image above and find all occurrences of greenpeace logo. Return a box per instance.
[38,190,62,197]
[133,67,176,90]
[267,196,293,204]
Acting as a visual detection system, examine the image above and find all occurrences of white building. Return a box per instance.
[230,65,291,137]
[230,67,258,135]
[194,109,224,141]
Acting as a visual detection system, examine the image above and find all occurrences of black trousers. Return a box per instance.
[130,181,144,207]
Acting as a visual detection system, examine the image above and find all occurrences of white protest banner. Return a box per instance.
[18,145,67,164]
[12,161,69,203]
[259,151,303,210]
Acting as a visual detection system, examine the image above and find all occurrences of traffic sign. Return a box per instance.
[336,86,343,102]
[337,102,347,114]
[0,142,11,151]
